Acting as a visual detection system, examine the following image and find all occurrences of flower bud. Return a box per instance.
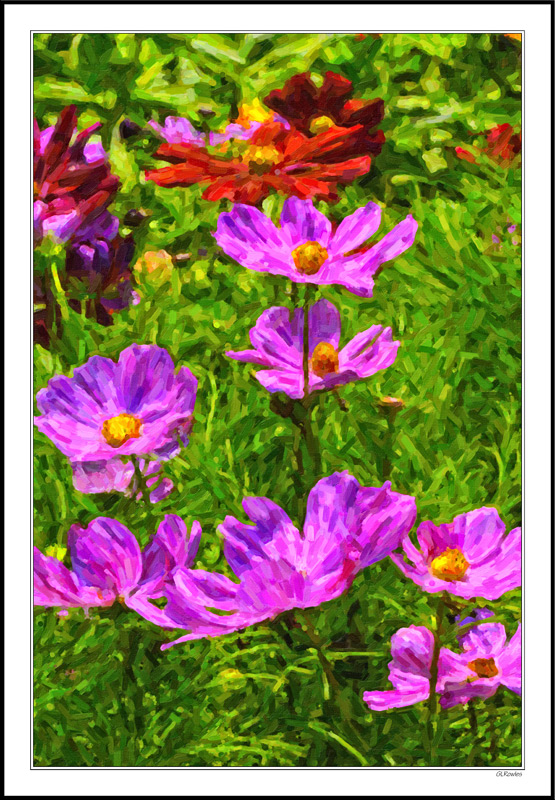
[134,249,174,286]
[119,118,143,139]
[378,396,405,412]
[123,208,149,227]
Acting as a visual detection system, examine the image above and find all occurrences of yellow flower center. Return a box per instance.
[311,342,339,377]
[102,413,142,448]
[429,547,469,582]
[291,241,329,275]
[467,657,499,679]
[239,144,281,173]
[235,99,275,127]
[309,115,336,135]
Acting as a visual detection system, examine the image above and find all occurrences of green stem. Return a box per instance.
[297,610,370,760]
[302,289,310,400]
[130,456,149,502]
[301,406,322,483]
[425,595,446,765]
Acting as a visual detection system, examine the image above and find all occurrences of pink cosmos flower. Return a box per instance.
[391,507,521,600]
[34,344,197,496]
[363,612,521,711]
[227,298,399,399]
[214,197,417,298]
[157,471,416,648]
[34,516,201,625]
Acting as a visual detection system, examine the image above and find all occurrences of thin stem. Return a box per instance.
[302,289,310,400]
[297,610,370,759]
[301,406,322,483]
[425,595,446,765]
[465,700,482,766]
[130,456,149,503]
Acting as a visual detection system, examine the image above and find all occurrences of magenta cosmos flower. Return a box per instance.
[214,197,417,298]
[363,612,521,711]
[227,298,399,399]
[34,344,197,495]
[34,515,201,625]
[156,471,416,648]
[391,507,521,601]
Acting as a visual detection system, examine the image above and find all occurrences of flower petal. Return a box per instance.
[68,517,142,596]
[71,459,134,494]
[329,202,382,257]
[214,204,292,275]
[308,299,341,352]
[279,197,332,249]
[220,497,299,577]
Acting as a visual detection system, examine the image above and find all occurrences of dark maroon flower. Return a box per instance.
[263,72,385,158]
[34,105,119,244]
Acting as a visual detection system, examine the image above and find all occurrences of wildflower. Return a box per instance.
[391,507,521,600]
[34,105,119,245]
[34,344,197,493]
[158,471,416,647]
[227,298,399,399]
[214,197,417,297]
[263,72,385,160]
[66,231,137,322]
[455,124,521,168]
[363,614,521,710]
[34,516,200,625]
[145,121,373,204]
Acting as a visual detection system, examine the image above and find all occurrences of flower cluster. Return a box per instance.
[34,55,521,766]
[145,72,386,204]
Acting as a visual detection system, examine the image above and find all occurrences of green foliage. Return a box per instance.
[34,32,521,767]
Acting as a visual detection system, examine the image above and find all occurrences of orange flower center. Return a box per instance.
[239,144,281,173]
[102,414,142,448]
[467,657,499,679]
[429,548,469,581]
[309,115,336,135]
[311,342,339,377]
[291,241,329,275]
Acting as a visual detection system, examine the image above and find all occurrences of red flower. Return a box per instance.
[455,124,521,168]
[34,105,119,238]
[145,121,372,205]
[263,71,385,156]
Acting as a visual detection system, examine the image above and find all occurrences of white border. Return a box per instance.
[6,3,552,796]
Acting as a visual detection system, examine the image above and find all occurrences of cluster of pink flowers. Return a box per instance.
[34,66,521,743]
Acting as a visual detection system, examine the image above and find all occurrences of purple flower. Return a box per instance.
[65,231,136,325]
[227,298,399,399]
[34,515,200,625]
[214,198,418,298]
[34,345,197,493]
[148,116,207,146]
[391,507,521,600]
[148,114,288,148]
[363,615,521,711]
[440,617,521,708]
[157,471,416,648]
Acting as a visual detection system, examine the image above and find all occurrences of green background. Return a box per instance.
[34,33,521,767]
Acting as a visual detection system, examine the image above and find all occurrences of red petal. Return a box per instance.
[263,73,318,131]
[340,97,385,129]
[317,72,353,120]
